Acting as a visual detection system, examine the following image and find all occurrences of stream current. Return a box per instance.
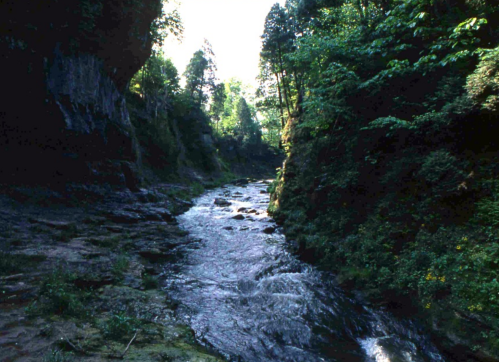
[164,181,446,362]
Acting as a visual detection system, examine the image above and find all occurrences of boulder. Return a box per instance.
[138,248,171,262]
[104,210,143,224]
[232,214,245,220]
[263,227,276,234]
[214,198,232,206]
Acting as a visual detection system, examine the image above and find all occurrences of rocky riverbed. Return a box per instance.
[0,184,223,361]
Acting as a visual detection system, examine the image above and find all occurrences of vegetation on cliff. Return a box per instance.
[263,0,499,358]
[127,43,283,181]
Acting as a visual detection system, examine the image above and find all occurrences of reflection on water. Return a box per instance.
[164,181,445,362]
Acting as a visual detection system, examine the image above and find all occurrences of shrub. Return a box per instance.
[36,268,90,318]
[42,349,74,362]
[101,311,139,341]
[111,255,130,281]
[142,273,159,290]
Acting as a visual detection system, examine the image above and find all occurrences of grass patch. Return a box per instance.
[142,273,159,290]
[28,268,92,318]
[42,349,74,362]
[101,311,140,341]
[111,255,130,280]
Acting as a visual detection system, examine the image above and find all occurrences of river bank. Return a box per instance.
[0,183,224,361]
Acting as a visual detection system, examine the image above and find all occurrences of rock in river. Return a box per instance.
[214,198,232,206]
[262,227,276,234]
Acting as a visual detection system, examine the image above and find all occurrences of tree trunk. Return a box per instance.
[274,71,286,129]
[277,43,292,115]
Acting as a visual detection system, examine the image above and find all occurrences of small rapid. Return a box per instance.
[163,181,445,362]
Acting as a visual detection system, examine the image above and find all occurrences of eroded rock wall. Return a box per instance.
[0,0,161,188]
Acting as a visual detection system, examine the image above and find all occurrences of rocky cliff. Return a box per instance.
[0,0,163,188]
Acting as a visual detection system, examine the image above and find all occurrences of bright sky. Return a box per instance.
[163,0,285,89]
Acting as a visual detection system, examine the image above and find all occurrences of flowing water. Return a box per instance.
[164,181,446,362]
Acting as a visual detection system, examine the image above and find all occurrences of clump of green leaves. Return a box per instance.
[101,311,139,341]
[191,182,205,197]
[42,349,74,362]
[142,273,159,290]
[34,268,91,318]
[111,255,130,281]
[466,46,499,113]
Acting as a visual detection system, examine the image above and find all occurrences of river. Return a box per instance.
[163,181,445,362]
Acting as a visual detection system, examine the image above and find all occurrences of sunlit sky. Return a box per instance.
[163,0,285,89]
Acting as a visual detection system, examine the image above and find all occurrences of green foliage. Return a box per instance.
[35,268,91,318]
[142,273,159,290]
[130,52,180,99]
[162,182,205,202]
[112,255,130,281]
[210,83,227,132]
[149,1,184,47]
[101,311,139,341]
[42,349,74,362]
[467,46,499,113]
[184,40,217,105]
[235,98,262,145]
[417,150,468,198]
[191,182,205,197]
[264,0,499,356]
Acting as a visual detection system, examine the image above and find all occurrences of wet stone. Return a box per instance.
[223,226,234,231]
[104,225,127,233]
[138,248,171,261]
[104,210,143,224]
[237,207,248,213]
[232,214,245,220]
[147,207,175,222]
[214,198,232,207]
[27,218,74,230]
[262,227,276,234]
[232,179,249,186]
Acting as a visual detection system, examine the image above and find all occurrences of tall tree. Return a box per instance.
[236,97,261,145]
[184,40,217,105]
[210,82,227,132]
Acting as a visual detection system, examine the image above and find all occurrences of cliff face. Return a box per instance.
[0,0,162,187]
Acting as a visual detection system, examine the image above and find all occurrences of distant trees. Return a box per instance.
[209,83,227,132]
[184,39,217,105]
[130,52,180,100]
[236,97,261,145]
